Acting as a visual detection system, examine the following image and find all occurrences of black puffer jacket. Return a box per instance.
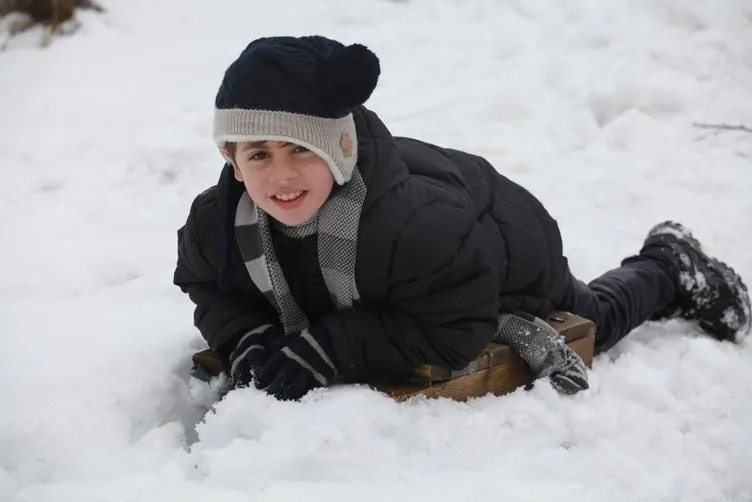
[174,107,570,382]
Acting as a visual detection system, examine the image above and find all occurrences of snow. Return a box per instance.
[2,0,752,500]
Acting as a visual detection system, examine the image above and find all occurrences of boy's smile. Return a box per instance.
[225,140,334,226]
[271,189,307,210]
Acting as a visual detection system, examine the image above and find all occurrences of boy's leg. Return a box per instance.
[561,256,676,354]
[561,221,751,355]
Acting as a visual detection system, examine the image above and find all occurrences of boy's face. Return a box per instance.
[224,141,334,226]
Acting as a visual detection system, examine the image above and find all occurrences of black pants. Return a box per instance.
[560,256,677,354]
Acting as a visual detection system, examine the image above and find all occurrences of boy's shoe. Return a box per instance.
[641,221,751,342]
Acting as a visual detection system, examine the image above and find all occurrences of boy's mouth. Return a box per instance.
[271,190,308,209]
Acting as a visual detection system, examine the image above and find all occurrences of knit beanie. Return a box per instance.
[213,36,381,185]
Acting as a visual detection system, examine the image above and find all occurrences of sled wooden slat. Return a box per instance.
[192,349,225,377]
[376,312,595,402]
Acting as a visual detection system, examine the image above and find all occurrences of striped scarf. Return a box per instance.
[234,168,367,335]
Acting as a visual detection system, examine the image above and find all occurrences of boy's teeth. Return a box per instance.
[274,191,303,201]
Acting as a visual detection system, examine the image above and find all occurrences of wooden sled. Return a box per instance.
[191,311,595,402]
[377,311,595,401]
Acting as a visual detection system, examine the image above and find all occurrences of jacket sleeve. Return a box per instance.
[322,202,500,382]
[173,190,278,357]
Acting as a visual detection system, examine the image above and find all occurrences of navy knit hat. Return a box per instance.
[214,36,381,184]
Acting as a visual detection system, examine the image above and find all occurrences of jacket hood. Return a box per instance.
[351,107,409,212]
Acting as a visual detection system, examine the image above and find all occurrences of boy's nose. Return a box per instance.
[268,158,298,184]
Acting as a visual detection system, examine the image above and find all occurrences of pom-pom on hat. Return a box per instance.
[213,36,381,185]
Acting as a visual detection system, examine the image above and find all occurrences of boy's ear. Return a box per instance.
[231,163,243,182]
[219,145,244,182]
[219,145,233,163]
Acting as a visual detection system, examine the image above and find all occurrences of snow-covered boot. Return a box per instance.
[640,221,751,342]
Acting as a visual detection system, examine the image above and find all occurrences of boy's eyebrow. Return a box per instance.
[239,140,292,151]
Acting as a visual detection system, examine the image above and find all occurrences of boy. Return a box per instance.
[174,36,751,401]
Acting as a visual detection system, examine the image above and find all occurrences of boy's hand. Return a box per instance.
[255,326,337,401]
[229,324,281,388]
[495,311,589,395]
[536,341,589,395]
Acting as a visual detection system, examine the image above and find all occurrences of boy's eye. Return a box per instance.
[248,151,269,161]
[292,145,310,154]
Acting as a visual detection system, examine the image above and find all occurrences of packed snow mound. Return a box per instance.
[2,1,752,501]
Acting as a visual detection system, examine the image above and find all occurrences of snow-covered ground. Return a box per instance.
[2,1,752,500]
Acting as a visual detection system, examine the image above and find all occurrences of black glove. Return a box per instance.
[255,325,338,401]
[227,324,281,389]
[495,311,589,395]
